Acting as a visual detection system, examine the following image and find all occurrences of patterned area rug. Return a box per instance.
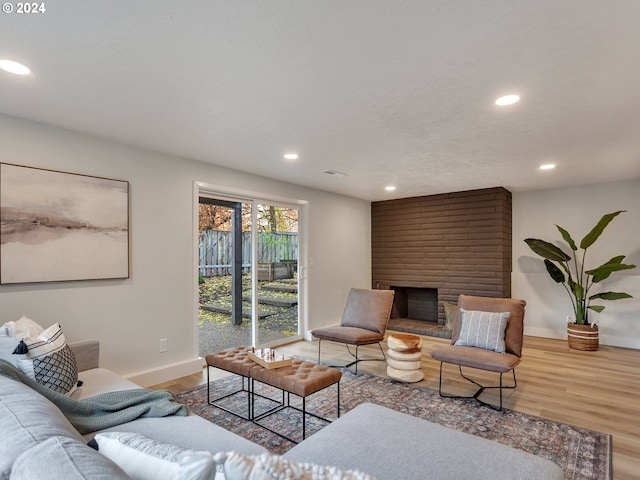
[176,370,611,480]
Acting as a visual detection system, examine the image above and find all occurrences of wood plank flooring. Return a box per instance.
[152,334,640,479]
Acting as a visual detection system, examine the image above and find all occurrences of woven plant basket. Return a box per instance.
[567,322,599,351]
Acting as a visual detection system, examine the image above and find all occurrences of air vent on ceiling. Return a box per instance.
[322,169,348,177]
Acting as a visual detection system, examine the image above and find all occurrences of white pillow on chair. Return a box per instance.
[454,309,510,353]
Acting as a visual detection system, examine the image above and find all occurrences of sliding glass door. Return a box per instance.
[197,188,303,357]
[198,198,253,354]
[254,202,299,346]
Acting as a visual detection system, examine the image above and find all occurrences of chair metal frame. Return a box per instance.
[437,363,517,411]
[316,339,386,374]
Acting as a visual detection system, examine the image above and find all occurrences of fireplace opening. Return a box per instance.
[391,286,438,323]
[387,286,450,338]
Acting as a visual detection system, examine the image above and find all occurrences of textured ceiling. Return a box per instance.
[1,1,639,201]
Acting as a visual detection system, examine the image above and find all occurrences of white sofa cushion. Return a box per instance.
[284,403,564,480]
[74,368,142,400]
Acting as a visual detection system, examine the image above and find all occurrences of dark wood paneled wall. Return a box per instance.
[371,187,512,325]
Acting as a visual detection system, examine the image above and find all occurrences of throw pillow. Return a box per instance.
[91,431,217,480]
[16,322,79,395]
[3,315,45,338]
[0,332,21,367]
[214,451,375,480]
[10,436,130,480]
[0,316,45,367]
[453,309,510,353]
[443,302,459,331]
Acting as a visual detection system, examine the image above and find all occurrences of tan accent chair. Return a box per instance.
[311,288,395,374]
[430,294,526,411]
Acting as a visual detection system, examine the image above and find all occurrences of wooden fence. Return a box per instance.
[198,230,298,276]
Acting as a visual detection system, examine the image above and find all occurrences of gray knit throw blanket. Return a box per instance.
[0,359,188,434]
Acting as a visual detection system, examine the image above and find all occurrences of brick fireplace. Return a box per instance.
[372,187,512,337]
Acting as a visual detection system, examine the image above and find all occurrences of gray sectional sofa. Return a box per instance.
[0,340,564,480]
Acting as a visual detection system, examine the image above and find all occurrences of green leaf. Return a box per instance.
[603,255,625,265]
[588,305,605,313]
[587,256,626,282]
[587,262,637,283]
[569,279,584,302]
[524,238,571,262]
[589,291,633,301]
[555,225,577,251]
[579,210,624,250]
[544,259,566,283]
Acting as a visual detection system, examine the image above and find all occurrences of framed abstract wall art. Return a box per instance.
[0,163,129,284]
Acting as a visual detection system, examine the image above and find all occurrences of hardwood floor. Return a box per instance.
[152,334,640,479]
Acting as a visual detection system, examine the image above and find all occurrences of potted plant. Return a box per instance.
[524,210,636,350]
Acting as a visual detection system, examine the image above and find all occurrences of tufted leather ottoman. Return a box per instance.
[206,346,261,377]
[205,346,261,420]
[251,359,342,398]
[206,347,342,441]
[251,359,342,442]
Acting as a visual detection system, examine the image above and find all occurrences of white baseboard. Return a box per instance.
[524,326,640,350]
[599,334,640,350]
[125,358,204,388]
[523,326,565,340]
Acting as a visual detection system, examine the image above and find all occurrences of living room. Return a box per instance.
[1,2,639,479]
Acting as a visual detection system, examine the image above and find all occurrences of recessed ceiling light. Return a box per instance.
[283,153,299,160]
[385,186,396,191]
[495,94,520,106]
[0,59,31,75]
[539,163,556,170]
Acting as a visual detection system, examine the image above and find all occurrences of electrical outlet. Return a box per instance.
[159,339,168,352]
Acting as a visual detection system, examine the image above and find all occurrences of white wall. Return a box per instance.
[513,180,640,348]
[0,114,371,384]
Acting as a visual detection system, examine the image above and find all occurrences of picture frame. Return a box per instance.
[0,163,129,284]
